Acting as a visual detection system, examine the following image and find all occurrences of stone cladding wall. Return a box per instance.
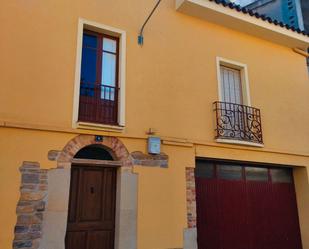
[13,162,48,249]
[185,167,197,228]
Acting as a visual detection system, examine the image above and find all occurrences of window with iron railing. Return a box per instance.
[215,61,263,145]
[78,30,119,125]
[213,101,263,144]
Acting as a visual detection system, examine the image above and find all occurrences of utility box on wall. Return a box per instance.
[147,136,161,155]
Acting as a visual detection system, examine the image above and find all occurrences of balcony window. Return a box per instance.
[78,30,119,125]
[214,58,263,146]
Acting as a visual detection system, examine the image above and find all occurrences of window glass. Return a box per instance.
[218,165,242,180]
[103,38,117,53]
[195,162,214,179]
[80,34,97,97]
[102,52,116,86]
[101,85,115,101]
[83,33,97,48]
[245,167,268,181]
[271,168,292,183]
[101,52,116,100]
[81,48,97,84]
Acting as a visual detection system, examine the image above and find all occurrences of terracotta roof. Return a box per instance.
[209,0,309,37]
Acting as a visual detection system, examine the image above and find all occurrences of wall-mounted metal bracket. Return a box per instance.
[138,0,162,46]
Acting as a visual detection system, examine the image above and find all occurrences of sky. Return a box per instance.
[231,0,256,6]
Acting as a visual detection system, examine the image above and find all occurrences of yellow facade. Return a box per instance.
[1,0,309,248]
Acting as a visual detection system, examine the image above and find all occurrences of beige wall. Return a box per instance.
[1,128,309,249]
[0,128,193,249]
[1,0,309,248]
[0,128,72,249]
[1,0,309,152]
[294,167,309,249]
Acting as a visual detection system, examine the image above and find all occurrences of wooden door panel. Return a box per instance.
[65,231,87,249]
[68,168,79,223]
[87,231,114,249]
[80,169,104,222]
[103,168,117,222]
[65,165,116,249]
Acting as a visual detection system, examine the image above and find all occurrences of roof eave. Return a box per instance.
[176,0,309,50]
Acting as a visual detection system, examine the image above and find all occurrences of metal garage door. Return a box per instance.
[195,160,302,249]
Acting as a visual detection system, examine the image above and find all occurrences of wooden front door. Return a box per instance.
[65,165,117,249]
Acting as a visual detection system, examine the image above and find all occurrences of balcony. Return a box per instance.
[213,101,263,146]
[78,83,119,125]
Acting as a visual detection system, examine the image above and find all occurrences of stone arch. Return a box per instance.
[57,135,132,168]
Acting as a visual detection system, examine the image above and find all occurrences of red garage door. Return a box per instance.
[195,160,302,249]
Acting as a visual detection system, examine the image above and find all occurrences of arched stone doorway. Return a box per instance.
[40,135,137,249]
[66,145,117,249]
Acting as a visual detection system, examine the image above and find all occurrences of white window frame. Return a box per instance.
[72,18,126,132]
[216,57,251,106]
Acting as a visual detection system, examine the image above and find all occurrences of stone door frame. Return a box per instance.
[40,135,137,249]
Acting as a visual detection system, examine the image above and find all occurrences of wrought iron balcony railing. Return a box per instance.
[213,101,263,144]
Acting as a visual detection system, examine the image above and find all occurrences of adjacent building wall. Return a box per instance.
[246,0,305,30]
[300,0,309,32]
